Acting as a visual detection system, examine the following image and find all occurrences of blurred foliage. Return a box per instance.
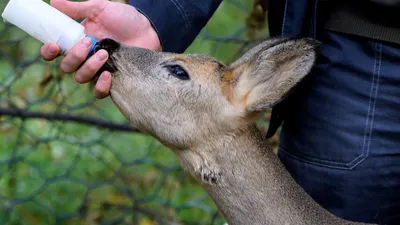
[0,0,273,225]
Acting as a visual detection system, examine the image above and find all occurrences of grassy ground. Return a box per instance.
[0,1,271,224]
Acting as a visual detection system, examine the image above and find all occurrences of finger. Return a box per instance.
[50,0,107,19]
[94,71,112,99]
[40,43,60,61]
[60,37,93,74]
[74,49,109,83]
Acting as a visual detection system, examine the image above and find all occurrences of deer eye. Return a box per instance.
[166,65,190,80]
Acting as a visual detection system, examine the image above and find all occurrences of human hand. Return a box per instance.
[40,0,161,99]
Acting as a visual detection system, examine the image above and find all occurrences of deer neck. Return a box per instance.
[177,124,360,225]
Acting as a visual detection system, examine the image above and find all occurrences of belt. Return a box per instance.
[320,0,400,45]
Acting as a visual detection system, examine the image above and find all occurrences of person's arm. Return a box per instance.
[129,0,222,53]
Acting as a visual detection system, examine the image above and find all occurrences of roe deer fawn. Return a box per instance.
[93,37,373,225]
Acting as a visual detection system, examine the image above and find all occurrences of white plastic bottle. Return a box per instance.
[1,0,96,55]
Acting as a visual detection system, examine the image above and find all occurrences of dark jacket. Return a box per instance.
[129,0,222,53]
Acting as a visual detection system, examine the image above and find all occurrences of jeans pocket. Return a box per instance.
[277,32,382,170]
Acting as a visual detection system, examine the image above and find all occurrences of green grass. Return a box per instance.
[0,1,269,224]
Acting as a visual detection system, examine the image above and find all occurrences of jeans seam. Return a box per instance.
[361,43,382,165]
[279,148,359,170]
[370,44,382,150]
[281,0,288,35]
[312,0,319,38]
[169,0,191,29]
[343,43,381,168]
[279,146,362,170]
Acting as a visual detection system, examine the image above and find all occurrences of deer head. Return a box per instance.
[98,37,318,151]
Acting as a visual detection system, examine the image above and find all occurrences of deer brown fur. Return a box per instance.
[95,37,374,225]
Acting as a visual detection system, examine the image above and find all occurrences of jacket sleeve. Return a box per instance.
[129,0,222,53]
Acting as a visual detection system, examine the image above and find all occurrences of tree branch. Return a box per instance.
[0,107,141,133]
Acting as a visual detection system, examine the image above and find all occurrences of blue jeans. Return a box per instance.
[278,30,400,225]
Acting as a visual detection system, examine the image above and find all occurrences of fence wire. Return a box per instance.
[0,1,270,224]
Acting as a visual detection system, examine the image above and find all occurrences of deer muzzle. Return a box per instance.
[88,38,121,82]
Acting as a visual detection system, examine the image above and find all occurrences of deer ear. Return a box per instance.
[225,37,319,113]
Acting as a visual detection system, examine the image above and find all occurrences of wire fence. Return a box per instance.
[0,1,271,224]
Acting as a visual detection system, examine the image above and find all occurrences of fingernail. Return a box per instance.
[49,44,59,55]
[97,50,108,61]
[81,37,92,48]
[100,72,110,81]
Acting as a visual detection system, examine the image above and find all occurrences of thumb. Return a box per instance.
[50,0,107,19]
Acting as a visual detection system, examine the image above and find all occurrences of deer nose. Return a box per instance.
[89,38,121,82]
[94,38,121,55]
